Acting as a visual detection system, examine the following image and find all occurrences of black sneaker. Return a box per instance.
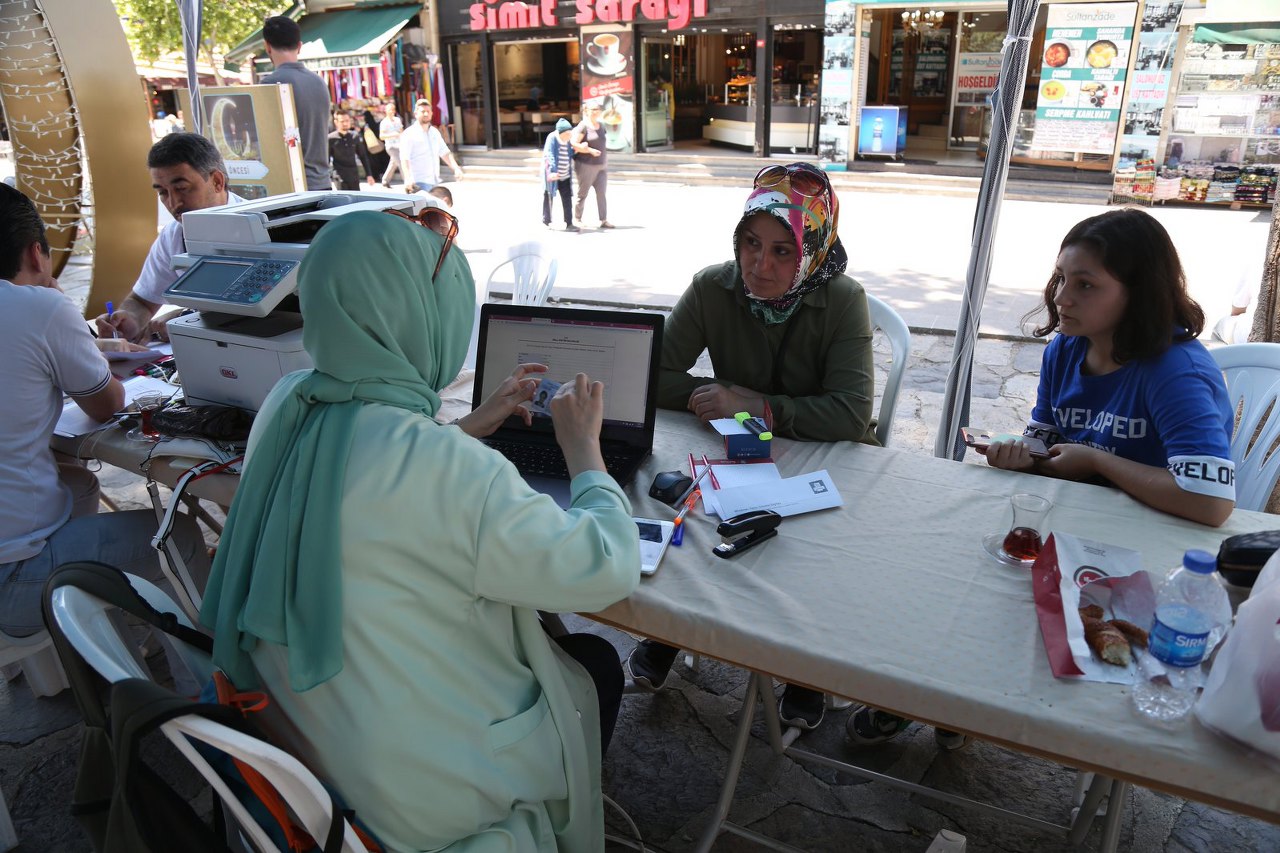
[565,224,580,232]
[627,640,679,692]
[846,705,912,746]
[778,684,825,730]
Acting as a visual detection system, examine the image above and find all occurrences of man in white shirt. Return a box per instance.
[94,133,244,343]
[400,99,464,193]
[0,184,207,635]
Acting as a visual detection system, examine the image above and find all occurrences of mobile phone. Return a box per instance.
[961,428,1050,459]
[635,518,675,576]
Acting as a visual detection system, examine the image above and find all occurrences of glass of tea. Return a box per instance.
[982,493,1052,567]
[126,392,168,442]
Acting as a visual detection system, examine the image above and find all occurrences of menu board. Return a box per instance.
[1031,2,1137,154]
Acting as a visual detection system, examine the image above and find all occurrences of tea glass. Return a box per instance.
[982,493,1052,567]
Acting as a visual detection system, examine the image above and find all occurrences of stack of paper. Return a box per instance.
[693,459,843,519]
[55,376,180,438]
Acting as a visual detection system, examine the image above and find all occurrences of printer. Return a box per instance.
[163,191,434,410]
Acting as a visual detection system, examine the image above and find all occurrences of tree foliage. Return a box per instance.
[116,0,291,83]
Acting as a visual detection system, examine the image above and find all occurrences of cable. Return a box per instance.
[603,794,646,852]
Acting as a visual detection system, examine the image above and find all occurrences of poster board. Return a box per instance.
[178,84,306,200]
[581,25,635,154]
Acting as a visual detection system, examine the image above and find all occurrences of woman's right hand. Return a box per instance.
[550,373,607,477]
[984,440,1038,473]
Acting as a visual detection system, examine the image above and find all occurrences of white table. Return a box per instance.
[596,412,1280,850]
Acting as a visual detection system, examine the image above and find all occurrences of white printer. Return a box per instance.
[163,191,434,410]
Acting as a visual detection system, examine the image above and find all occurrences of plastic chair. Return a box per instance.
[1211,342,1280,511]
[0,627,68,698]
[866,294,911,448]
[48,577,365,853]
[463,242,558,370]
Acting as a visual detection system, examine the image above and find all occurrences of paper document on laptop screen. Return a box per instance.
[482,316,653,426]
[713,470,843,519]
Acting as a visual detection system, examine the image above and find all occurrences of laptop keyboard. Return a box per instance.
[484,439,636,482]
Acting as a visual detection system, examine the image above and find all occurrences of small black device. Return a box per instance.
[712,510,781,559]
[649,470,693,505]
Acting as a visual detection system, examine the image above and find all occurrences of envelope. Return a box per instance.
[712,469,843,519]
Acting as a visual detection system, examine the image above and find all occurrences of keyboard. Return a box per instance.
[484,439,638,482]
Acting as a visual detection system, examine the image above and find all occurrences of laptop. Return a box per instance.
[472,303,664,507]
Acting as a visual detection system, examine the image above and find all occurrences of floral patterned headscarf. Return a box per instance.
[733,164,848,325]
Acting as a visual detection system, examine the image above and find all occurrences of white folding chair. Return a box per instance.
[866,294,911,448]
[1210,342,1280,511]
[464,241,559,369]
[48,576,364,853]
[0,628,68,698]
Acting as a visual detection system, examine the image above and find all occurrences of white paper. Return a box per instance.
[694,460,781,516]
[54,376,180,438]
[713,469,843,519]
[710,417,750,436]
[104,341,172,362]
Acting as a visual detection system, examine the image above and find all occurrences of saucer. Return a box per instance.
[981,532,1036,568]
[588,57,626,76]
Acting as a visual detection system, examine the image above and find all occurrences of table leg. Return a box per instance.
[695,671,765,853]
[1097,779,1129,853]
[1066,772,1112,846]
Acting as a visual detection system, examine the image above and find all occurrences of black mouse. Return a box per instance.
[649,470,693,505]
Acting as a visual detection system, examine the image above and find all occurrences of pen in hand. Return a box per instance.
[105,301,118,339]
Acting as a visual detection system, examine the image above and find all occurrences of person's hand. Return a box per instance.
[456,363,546,438]
[983,439,1038,473]
[453,166,465,179]
[591,149,601,157]
[366,175,376,185]
[94,310,143,343]
[550,373,606,476]
[1038,443,1100,481]
[687,383,764,423]
[95,339,149,354]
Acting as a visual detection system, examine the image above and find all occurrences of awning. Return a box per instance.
[1193,22,1280,44]
[226,2,418,73]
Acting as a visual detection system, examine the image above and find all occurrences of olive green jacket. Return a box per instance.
[658,261,879,445]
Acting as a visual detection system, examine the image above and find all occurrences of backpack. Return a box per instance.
[42,562,380,853]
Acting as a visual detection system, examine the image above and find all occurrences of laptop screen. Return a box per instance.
[474,305,663,443]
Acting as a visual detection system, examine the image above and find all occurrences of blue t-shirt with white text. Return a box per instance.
[1026,334,1235,500]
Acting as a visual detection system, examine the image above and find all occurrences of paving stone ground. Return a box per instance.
[4,326,1278,852]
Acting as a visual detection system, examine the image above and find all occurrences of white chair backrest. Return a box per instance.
[484,241,558,306]
[1211,342,1280,512]
[162,716,366,853]
[866,294,911,448]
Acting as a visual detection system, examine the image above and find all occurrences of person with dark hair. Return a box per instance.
[327,112,375,190]
[94,132,244,342]
[847,207,1236,751]
[629,163,877,732]
[260,15,331,191]
[0,184,208,636]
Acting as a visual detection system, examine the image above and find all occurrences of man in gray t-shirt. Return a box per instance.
[260,16,331,192]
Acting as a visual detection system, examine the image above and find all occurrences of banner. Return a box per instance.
[178,85,306,200]
[1031,2,1137,155]
[1117,0,1184,167]
[581,25,634,154]
[818,0,858,170]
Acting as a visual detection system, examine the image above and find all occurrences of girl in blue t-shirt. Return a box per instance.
[985,208,1235,527]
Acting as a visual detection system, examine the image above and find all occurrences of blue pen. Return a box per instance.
[105,301,118,339]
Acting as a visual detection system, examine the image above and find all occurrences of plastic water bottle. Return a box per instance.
[1132,549,1232,726]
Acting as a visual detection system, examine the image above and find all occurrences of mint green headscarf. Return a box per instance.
[200,209,474,691]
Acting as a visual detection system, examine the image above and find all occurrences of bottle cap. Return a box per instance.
[1182,549,1217,574]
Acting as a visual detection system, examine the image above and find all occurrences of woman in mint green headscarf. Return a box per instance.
[200,209,640,852]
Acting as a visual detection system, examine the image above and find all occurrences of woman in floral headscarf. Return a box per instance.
[656,163,877,445]
[637,164,877,730]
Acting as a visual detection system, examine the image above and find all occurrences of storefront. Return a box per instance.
[227,3,428,117]
[437,1,825,154]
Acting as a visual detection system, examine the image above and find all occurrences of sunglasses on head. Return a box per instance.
[384,206,459,282]
[753,163,830,198]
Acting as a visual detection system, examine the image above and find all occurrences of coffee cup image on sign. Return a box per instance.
[589,33,621,62]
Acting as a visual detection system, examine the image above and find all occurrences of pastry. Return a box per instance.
[1107,619,1149,649]
[1082,617,1131,666]
[1079,604,1105,621]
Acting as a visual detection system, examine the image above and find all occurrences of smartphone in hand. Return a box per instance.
[961,427,1050,459]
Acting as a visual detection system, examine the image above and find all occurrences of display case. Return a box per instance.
[725,80,755,106]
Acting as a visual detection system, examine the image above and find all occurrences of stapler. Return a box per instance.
[712,510,781,559]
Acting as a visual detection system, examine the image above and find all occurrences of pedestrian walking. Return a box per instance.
[401,99,463,193]
[543,118,577,231]
[260,16,332,191]
[572,102,612,229]
[328,113,375,190]
[380,101,404,187]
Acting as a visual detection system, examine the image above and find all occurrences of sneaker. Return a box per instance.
[565,224,580,232]
[627,640,679,692]
[846,705,912,746]
[934,728,970,751]
[778,684,825,730]
[600,221,616,229]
